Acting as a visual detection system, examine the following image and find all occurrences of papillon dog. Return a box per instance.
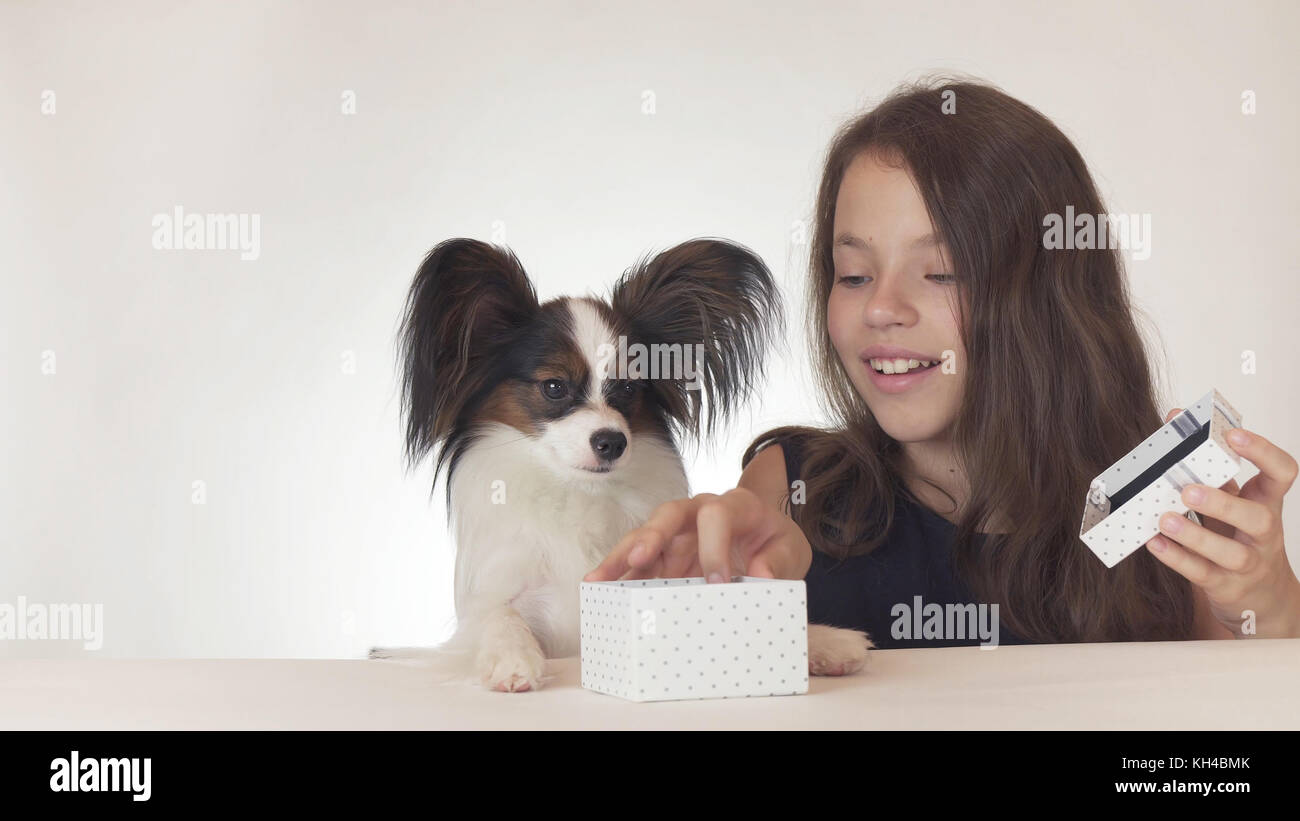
[370,237,872,691]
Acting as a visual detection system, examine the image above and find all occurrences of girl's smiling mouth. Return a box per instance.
[865,357,940,375]
[862,358,939,393]
[859,346,942,394]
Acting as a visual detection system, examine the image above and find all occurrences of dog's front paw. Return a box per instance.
[476,642,546,692]
[807,623,874,676]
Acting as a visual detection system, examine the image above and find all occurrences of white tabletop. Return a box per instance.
[5,638,1297,730]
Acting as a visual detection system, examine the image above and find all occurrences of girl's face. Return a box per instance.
[827,150,965,444]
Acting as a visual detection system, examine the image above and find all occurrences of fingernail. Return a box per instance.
[707,572,724,584]
[1149,535,1167,552]
[1184,485,1205,505]
[1160,513,1183,534]
[1228,429,1250,447]
[628,542,645,562]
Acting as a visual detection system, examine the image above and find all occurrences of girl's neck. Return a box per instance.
[900,436,1011,535]
[900,438,967,522]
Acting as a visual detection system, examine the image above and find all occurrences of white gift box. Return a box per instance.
[1080,389,1244,568]
[579,576,809,702]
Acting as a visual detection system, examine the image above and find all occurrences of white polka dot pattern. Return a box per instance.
[1080,389,1243,568]
[579,576,809,702]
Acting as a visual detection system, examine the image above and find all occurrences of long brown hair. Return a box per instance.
[744,76,1194,643]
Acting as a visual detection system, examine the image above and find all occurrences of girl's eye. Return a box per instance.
[540,379,569,400]
[929,273,957,284]
[837,275,868,287]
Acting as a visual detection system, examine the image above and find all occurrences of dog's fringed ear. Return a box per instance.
[610,238,783,439]
[399,238,538,477]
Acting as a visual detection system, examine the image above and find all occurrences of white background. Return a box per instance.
[2,0,1296,657]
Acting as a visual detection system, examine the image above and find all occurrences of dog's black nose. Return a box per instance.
[590,429,627,461]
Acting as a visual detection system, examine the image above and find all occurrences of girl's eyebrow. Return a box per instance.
[834,231,944,251]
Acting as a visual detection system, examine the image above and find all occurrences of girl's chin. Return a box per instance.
[851,377,957,438]
[877,421,950,445]
[864,401,955,442]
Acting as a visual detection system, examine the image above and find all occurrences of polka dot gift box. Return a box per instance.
[1080,388,1244,568]
[579,576,809,702]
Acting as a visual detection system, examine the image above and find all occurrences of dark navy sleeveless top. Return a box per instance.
[775,435,1029,649]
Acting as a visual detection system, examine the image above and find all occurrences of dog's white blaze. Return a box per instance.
[568,298,615,404]
[537,299,630,471]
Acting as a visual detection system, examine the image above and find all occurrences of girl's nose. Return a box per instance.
[862,273,918,327]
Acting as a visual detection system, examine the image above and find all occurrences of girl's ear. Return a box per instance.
[611,238,783,437]
[399,238,538,467]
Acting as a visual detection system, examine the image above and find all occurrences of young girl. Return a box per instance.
[584,78,1300,656]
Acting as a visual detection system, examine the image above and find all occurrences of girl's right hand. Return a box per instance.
[583,485,814,585]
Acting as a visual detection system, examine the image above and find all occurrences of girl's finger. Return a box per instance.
[696,488,767,583]
[1181,483,1277,545]
[585,546,633,583]
[1157,510,1257,573]
[743,550,769,576]
[661,531,700,578]
[620,553,666,582]
[745,548,780,579]
[1228,428,1300,502]
[1145,533,1226,590]
[584,496,710,581]
[1199,479,1241,540]
[742,525,805,580]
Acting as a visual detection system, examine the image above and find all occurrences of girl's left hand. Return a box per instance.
[1145,408,1300,638]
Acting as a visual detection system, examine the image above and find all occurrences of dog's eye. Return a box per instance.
[608,380,639,398]
[540,379,569,400]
